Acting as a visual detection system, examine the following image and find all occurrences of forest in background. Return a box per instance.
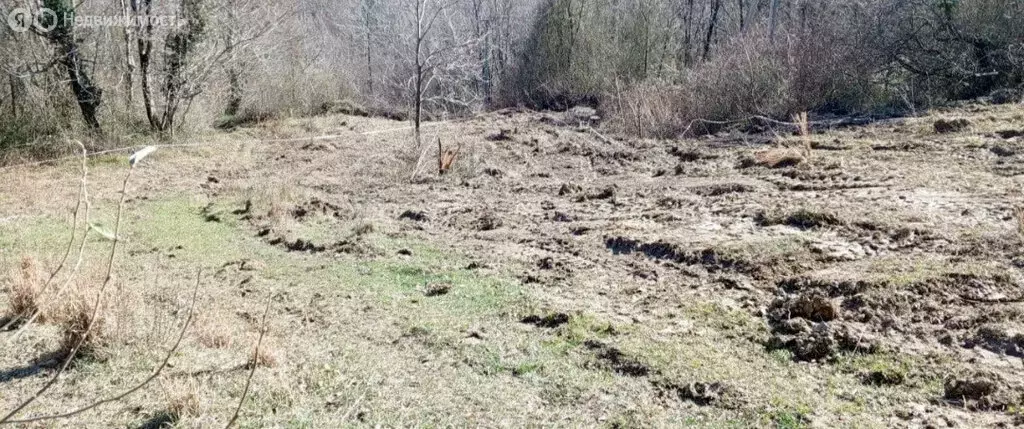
[0,0,1022,154]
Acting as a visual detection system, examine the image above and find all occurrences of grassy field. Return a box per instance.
[2,103,1024,427]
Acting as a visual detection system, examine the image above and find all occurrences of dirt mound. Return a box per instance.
[668,146,718,162]
[767,271,1024,363]
[398,210,429,222]
[965,324,1024,357]
[690,183,752,197]
[262,230,378,256]
[934,118,971,133]
[605,237,750,274]
[572,186,616,202]
[762,168,889,191]
[583,340,650,377]
[292,198,350,221]
[773,292,840,322]
[654,380,736,407]
[755,209,843,230]
[473,212,503,231]
[944,371,1023,411]
[767,313,879,361]
[520,313,570,328]
[994,129,1023,140]
[738,149,805,169]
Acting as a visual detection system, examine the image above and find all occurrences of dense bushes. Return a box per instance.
[509,0,1024,138]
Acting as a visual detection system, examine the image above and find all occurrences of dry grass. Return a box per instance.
[240,182,304,229]
[6,256,45,325]
[163,378,201,421]
[748,148,806,169]
[54,291,109,360]
[195,315,234,349]
[249,337,279,369]
[351,222,375,237]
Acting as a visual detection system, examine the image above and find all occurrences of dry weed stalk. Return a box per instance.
[794,111,811,161]
[409,138,430,182]
[1,271,201,425]
[225,295,273,429]
[438,137,462,175]
[1,147,151,424]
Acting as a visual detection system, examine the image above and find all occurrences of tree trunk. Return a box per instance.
[8,75,17,119]
[415,63,422,138]
[366,30,374,97]
[769,0,779,41]
[414,0,423,147]
[49,26,103,130]
[642,6,650,78]
[135,0,159,129]
[738,0,745,31]
[683,0,694,66]
[363,0,376,97]
[702,0,721,61]
[60,50,102,130]
[225,68,242,116]
[119,0,135,108]
[223,2,241,116]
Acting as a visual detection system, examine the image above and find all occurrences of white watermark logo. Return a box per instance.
[6,7,182,33]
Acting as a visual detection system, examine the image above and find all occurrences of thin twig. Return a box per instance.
[1,270,202,425]
[340,381,368,423]
[225,295,273,429]
[0,166,133,424]
[586,125,614,145]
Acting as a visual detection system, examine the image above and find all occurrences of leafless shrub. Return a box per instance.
[604,24,881,138]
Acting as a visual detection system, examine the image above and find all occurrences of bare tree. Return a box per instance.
[118,0,136,108]
[407,0,482,143]
[131,0,279,132]
[361,0,381,98]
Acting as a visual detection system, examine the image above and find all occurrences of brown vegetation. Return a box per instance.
[5,257,44,326]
